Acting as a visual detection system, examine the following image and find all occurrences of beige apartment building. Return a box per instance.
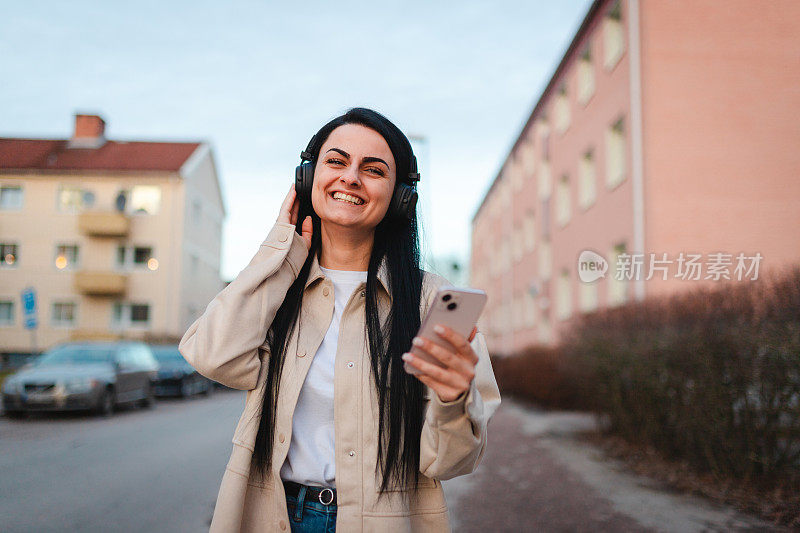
[0,114,226,358]
[471,0,800,354]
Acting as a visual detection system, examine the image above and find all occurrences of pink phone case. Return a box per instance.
[404,286,488,376]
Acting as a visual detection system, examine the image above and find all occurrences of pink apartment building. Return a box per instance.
[470,0,800,355]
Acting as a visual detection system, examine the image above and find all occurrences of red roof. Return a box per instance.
[0,138,202,172]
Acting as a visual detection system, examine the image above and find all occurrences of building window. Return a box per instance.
[57,185,95,212]
[538,160,552,200]
[554,85,571,134]
[0,185,23,210]
[502,235,512,274]
[579,281,599,313]
[608,242,629,306]
[131,304,150,323]
[577,45,595,105]
[511,294,520,331]
[556,174,571,227]
[511,157,524,192]
[116,245,155,269]
[522,136,537,176]
[129,185,161,215]
[512,225,524,263]
[603,0,624,71]
[606,117,626,189]
[54,244,80,270]
[192,199,202,222]
[523,209,536,252]
[52,302,77,327]
[1,243,18,267]
[578,149,596,209]
[0,301,14,326]
[538,239,552,281]
[541,197,551,239]
[112,302,151,329]
[116,245,126,266]
[556,269,572,320]
[133,246,152,265]
[525,289,537,327]
[541,131,550,162]
[539,311,552,343]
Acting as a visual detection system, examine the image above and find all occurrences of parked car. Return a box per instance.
[150,344,215,398]
[1,341,158,418]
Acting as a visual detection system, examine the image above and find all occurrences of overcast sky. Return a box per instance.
[1,0,592,281]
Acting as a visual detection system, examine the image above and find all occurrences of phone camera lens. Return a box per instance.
[447,302,457,310]
[442,294,452,302]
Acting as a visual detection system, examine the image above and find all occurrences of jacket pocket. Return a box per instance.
[226,442,253,479]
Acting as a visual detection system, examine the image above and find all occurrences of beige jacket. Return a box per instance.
[179,221,501,532]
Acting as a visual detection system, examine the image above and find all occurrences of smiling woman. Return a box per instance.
[178,107,501,533]
[309,124,398,251]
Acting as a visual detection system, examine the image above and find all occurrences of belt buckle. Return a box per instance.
[318,488,334,505]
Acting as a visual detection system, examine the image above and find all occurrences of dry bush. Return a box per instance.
[559,265,800,486]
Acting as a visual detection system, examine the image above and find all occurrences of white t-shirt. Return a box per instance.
[279,265,368,488]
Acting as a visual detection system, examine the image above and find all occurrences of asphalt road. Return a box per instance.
[1,390,781,533]
[0,389,242,533]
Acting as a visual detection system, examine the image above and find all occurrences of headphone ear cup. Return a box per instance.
[389,182,418,221]
[295,162,314,202]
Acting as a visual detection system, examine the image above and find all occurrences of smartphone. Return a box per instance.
[404,286,488,376]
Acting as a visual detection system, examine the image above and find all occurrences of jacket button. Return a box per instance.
[347,361,354,368]
[278,231,288,242]
[323,286,330,297]
[279,433,285,443]
[279,520,286,530]
[297,350,306,358]
[348,450,355,457]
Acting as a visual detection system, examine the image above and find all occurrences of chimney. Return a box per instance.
[69,113,106,148]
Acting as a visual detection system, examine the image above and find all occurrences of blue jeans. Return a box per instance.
[285,483,337,533]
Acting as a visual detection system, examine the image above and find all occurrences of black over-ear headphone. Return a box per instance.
[294,134,420,221]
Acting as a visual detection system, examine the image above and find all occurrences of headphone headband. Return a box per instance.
[300,134,316,163]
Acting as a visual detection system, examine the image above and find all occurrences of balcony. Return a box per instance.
[78,211,130,237]
[68,330,123,342]
[74,271,128,296]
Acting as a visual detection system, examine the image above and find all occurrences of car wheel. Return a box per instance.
[5,410,26,419]
[140,382,155,409]
[179,378,191,398]
[95,389,115,417]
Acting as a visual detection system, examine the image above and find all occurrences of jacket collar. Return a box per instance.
[304,249,392,303]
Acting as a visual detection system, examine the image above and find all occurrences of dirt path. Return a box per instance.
[441,398,782,532]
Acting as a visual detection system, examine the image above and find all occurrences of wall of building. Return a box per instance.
[640,0,800,299]
[179,146,226,334]
[472,0,635,354]
[0,171,186,353]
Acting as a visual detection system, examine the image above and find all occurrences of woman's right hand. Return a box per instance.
[277,183,313,250]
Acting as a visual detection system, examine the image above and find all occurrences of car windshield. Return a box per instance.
[36,345,115,366]
[150,347,185,363]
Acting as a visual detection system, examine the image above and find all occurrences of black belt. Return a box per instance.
[282,480,337,506]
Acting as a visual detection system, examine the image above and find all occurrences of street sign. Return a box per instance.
[21,287,37,330]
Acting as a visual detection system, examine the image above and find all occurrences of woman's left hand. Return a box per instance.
[402,325,479,403]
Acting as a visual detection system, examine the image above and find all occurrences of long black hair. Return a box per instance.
[250,107,427,497]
